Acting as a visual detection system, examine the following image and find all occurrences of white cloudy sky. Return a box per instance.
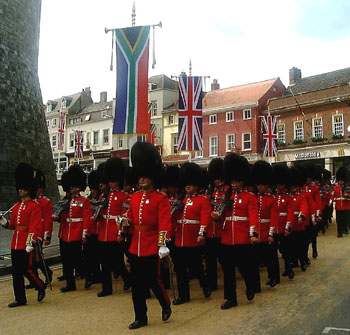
[39,0,350,103]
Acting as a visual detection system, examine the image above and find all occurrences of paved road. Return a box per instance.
[1,223,349,335]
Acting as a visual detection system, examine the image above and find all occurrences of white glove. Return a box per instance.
[1,215,9,228]
[26,245,34,253]
[158,246,170,259]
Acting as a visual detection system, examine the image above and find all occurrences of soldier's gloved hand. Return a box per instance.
[26,245,34,253]
[0,215,9,228]
[158,246,170,259]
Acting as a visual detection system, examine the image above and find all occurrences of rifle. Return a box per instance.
[52,197,70,219]
[90,197,109,220]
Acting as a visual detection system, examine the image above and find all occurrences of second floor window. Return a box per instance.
[69,117,81,125]
[209,114,217,125]
[277,123,285,143]
[51,134,57,148]
[313,117,323,138]
[69,133,74,148]
[226,134,235,152]
[103,129,109,144]
[226,111,234,122]
[46,120,50,128]
[93,131,99,145]
[52,118,57,127]
[242,132,251,150]
[168,115,175,125]
[86,132,91,146]
[209,136,218,156]
[152,100,158,116]
[243,109,251,120]
[117,137,123,149]
[333,114,344,136]
[294,120,304,140]
[195,151,203,158]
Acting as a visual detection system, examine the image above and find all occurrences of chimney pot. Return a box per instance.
[100,91,107,103]
[289,67,302,85]
[211,79,220,91]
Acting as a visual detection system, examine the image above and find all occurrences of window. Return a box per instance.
[172,135,178,154]
[101,110,109,118]
[168,115,175,125]
[85,114,91,121]
[69,133,74,148]
[103,129,109,144]
[312,117,323,138]
[294,120,304,140]
[209,136,218,156]
[47,103,52,113]
[51,134,57,148]
[209,114,217,125]
[195,151,203,158]
[243,109,251,120]
[46,120,50,128]
[61,98,66,109]
[69,117,81,125]
[86,132,91,147]
[333,114,344,136]
[117,136,124,149]
[242,132,251,151]
[52,118,57,127]
[151,100,158,116]
[277,123,285,143]
[226,111,234,122]
[226,134,235,152]
[93,131,99,145]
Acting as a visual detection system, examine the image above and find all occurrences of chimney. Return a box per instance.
[84,87,91,98]
[289,67,301,85]
[100,91,107,103]
[211,79,220,91]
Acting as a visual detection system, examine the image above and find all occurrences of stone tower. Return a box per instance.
[0,0,59,209]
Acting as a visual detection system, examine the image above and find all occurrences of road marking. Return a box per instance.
[323,327,350,333]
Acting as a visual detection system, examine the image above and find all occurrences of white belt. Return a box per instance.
[103,215,120,219]
[293,211,299,215]
[177,219,200,224]
[260,219,270,223]
[225,216,248,221]
[279,212,287,216]
[335,197,347,201]
[66,218,83,222]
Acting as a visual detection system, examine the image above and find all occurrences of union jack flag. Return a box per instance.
[177,76,203,151]
[74,130,84,159]
[57,111,66,150]
[262,114,278,157]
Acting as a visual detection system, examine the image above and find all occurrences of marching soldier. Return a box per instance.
[220,153,259,309]
[172,162,211,305]
[320,169,333,234]
[1,163,46,307]
[60,165,92,292]
[126,142,172,330]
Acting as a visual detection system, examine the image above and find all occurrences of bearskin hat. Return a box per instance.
[179,162,202,188]
[200,167,209,191]
[322,169,332,183]
[67,165,86,191]
[61,171,70,193]
[125,166,138,188]
[208,158,224,184]
[223,153,250,183]
[15,162,36,198]
[131,142,162,181]
[289,166,306,187]
[336,166,349,183]
[88,170,99,191]
[252,160,272,186]
[96,162,108,185]
[162,165,180,188]
[272,163,290,186]
[104,157,125,186]
[34,169,46,190]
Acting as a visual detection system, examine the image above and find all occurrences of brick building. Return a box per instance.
[267,67,350,174]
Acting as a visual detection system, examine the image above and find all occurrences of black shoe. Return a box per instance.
[162,306,172,321]
[37,288,46,302]
[221,300,237,310]
[203,286,211,298]
[288,270,295,279]
[322,229,326,235]
[246,290,255,301]
[300,263,307,272]
[266,279,278,288]
[84,280,92,289]
[129,320,148,330]
[306,258,311,265]
[172,297,189,305]
[113,271,119,279]
[123,281,131,291]
[57,274,66,281]
[25,283,35,289]
[312,250,318,259]
[97,290,112,297]
[60,286,76,293]
[337,234,343,238]
[8,301,26,308]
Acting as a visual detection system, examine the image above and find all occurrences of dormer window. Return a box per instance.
[47,103,52,113]
[61,97,67,109]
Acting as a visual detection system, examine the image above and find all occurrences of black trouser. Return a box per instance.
[305,222,318,257]
[82,234,101,282]
[257,241,280,283]
[61,240,82,289]
[173,246,209,301]
[99,241,129,293]
[129,253,170,322]
[336,210,350,235]
[220,244,255,303]
[251,244,261,292]
[11,249,45,304]
[204,237,222,290]
[290,230,308,266]
[276,234,293,272]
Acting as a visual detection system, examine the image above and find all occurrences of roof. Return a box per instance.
[203,78,279,109]
[149,74,177,90]
[286,67,350,96]
[81,101,113,114]
[47,92,81,112]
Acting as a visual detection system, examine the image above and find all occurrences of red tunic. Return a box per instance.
[97,190,127,242]
[9,200,43,250]
[207,187,227,239]
[221,190,259,246]
[36,195,53,240]
[301,185,316,222]
[61,195,92,242]
[256,193,275,243]
[270,192,290,235]
[331,186,350,210]
[320,183,333,208]
[127,190,171,257]
[286,193,308,231]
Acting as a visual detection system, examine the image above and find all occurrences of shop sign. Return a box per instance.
[295,152,321,159]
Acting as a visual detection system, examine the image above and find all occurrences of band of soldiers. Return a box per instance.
[1,142,350,329]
